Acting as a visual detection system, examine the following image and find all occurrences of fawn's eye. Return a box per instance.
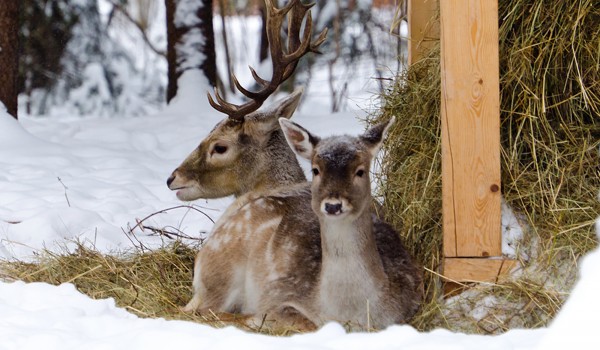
[312,168,320,176]
[213,144,228,155]
[355,169,365,177]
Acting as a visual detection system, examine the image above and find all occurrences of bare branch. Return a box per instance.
[106,0,166,57]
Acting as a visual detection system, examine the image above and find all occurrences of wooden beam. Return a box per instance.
[443,258,517,283]
[440,0,501,258]
[408,0,439,65]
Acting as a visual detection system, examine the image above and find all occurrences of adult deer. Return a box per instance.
[166,0,326,327]
[166,0,327,204]
[184,116,422,331]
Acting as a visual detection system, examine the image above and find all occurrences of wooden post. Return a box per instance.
[408,0,439,65]
[439,0,513,283]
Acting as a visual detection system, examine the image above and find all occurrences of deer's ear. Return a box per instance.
[279,118,318,160]
[243,88,304,137]
[275,87,303,120]
[360,116,396,158]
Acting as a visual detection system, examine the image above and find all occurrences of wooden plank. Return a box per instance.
[408,0,439,65]
[440,0,501,258]
[443,258,517,283]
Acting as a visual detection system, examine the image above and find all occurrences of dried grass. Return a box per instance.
[1,0,598,336]
[1,243,197,319]
[370,0,599,333]
[0,241,306,335]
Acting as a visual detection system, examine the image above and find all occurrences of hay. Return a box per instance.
[371,0,599,333]
[0,242,303,335]
[1,243,199,320]
[1,0,598,336]
[1,242,251,330]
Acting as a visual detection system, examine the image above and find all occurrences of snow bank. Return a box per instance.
[2,98,599,349]
[0,279,548,350]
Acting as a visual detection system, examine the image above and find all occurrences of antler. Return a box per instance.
[208,0,328,121]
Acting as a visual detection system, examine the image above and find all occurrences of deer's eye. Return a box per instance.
[355,169,365,177]
[213,144,228,155]
[312,168,320,176]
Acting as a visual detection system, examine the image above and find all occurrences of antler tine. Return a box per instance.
[287,0,313,54]
[207,88,251,121]
[207,0,327,121]
[232,73,263,100]
[214,88,239,112]
[248,66,269,87]
[207,91,233,116]
[311,27,328,53]
[265,0,296,18]
[276,6,310,81]
[283,12,313,65]
[281,5,327,80]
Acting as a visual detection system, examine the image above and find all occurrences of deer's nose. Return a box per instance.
[324,202,342,215]
[166,174,176,187]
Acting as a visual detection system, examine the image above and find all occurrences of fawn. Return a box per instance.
[183,117,422,331]
[278,116,423,329]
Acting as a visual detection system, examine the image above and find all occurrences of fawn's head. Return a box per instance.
[280,117,395,220]
[167,0,327,201]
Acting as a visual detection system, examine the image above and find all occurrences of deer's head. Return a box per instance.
[167,90,304,200]
[167,0,327,201]
[280,117,395,220]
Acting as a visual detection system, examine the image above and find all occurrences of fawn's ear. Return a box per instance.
[360,116,396,158]
[279,118,319,160]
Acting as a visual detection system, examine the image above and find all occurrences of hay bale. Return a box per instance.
[372,0,599,333]
[1,0,598,336]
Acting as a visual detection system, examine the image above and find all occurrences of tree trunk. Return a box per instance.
[166,0,216,103]
[0,1,20,119]
[258,1,269,63]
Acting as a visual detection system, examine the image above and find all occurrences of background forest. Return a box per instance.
[2,0,404,119]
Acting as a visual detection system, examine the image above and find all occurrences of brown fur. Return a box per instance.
[182,119,422,331]
[167,89,306,200]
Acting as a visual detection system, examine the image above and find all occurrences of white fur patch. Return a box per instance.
[254,216,282,234]
[318,220,384,327]
[223,266,246,312]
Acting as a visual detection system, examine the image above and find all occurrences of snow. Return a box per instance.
[0,280,547,350]
[2,4,599,349]
[2,87,600,348]
[175,0,205,27]
[501,199,524,259]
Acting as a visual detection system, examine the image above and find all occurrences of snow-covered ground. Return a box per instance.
[1,71,600,348]
[2,2,599,348]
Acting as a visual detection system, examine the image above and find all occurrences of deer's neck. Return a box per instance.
[243,130,306,197]
[320,211,386,279]
[317,209,388,325]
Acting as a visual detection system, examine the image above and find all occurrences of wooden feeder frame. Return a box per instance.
[407,0,516,287]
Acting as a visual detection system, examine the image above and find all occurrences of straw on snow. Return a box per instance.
[370,0,599,333]
[2,0,599,335]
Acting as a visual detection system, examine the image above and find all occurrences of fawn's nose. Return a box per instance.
[324,202,343,215]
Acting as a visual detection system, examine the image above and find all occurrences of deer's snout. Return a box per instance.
[167,169,183,190]
[167,173,176,187]
[320,197,352,217]
[324,202,342,215]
